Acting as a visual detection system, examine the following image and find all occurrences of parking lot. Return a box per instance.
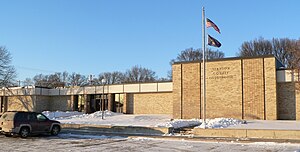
[0,133,300,152]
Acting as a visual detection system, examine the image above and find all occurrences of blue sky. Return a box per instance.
[0,0,299,81]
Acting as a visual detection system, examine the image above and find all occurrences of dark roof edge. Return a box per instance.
[173,55,275,65]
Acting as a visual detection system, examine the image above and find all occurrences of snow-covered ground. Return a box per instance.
[43,111,300,130]
[43,111,245,129]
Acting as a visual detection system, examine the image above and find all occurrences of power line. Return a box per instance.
[15,65,59,73]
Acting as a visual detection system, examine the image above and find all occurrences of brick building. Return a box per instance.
[0,55,299,120]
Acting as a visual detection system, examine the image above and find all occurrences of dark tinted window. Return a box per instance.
[28,113,37,121]
[15,113,28,121]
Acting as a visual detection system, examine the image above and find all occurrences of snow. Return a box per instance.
[43,111,83,119]
[155,119,202,129]
[43,111,244,129]
[156,118,245,129]
[196,118,245,129]
[46,110,172,127]
[42,111,300,131]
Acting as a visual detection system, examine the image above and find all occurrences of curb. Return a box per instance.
[61,124,300,140]
[193,128,300,140]
[61,124,173,136]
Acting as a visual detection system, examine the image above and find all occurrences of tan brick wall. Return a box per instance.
[264,57,277,120]
[173,60,243,119]
[172,64,182,118]
[133,92,173,115]
[7,96,36,112]
[182,63,201,119]
[277,82,296,120]
[35,96,51,112]
[243,58,265,119]
[6,95,73,112]
[49,96,72,111]
[296,83,300,120]
[173,56,278,120]
[205,60,243,119]
[123,93,134,114]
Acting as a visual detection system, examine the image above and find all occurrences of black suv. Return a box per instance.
[0,111,61,138]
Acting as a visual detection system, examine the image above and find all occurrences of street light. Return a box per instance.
[101,79,106,120]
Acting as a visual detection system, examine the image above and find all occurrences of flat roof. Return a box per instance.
[173,55,276,65]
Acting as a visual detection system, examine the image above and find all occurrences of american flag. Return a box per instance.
[206,18,220,34]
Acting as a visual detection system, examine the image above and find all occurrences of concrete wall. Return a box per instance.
[133,92,173,115]
[277,70,300,82]
[173,56,278,120]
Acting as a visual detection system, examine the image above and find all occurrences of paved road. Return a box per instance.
[0,133,300,152]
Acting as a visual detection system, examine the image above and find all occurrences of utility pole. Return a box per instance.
[101,79,106,120]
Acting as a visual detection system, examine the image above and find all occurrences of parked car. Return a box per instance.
[0,111,61,138]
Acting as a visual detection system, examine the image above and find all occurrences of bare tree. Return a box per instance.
[33,72,68,88]
[237,37,300,68]
[124,65,157,83]
[207,49,226,59]
[97,71,124,85]
[23,78,34,86]
[170,47,224,65]
[0,46,16,87]
[68,72,87,86]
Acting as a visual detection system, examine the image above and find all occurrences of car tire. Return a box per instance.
[51,125,60,136]
[19,127,30,138]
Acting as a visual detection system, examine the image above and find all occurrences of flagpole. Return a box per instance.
[202,7,206,129]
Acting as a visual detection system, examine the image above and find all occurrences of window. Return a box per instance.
[28,113,37,121]
[36,114,47,121]
[15,113,27,121]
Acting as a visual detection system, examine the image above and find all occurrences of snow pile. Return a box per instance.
[43,110,122,120]
[156,118,243,129]
[64,111,122,119]
[57,112,171,126]
[43,111,83,119]
[156,119,202,129]
[43,111,244,129]
[197,118,244,129]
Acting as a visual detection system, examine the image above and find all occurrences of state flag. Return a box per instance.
[208,35,221,47]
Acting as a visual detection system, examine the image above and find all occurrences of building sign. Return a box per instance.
[208,66,235,80]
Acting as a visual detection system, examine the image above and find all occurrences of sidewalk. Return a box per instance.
[194,120,300,140]
[228,120,300,130]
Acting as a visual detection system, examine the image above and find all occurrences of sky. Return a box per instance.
[0,0,300,82]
